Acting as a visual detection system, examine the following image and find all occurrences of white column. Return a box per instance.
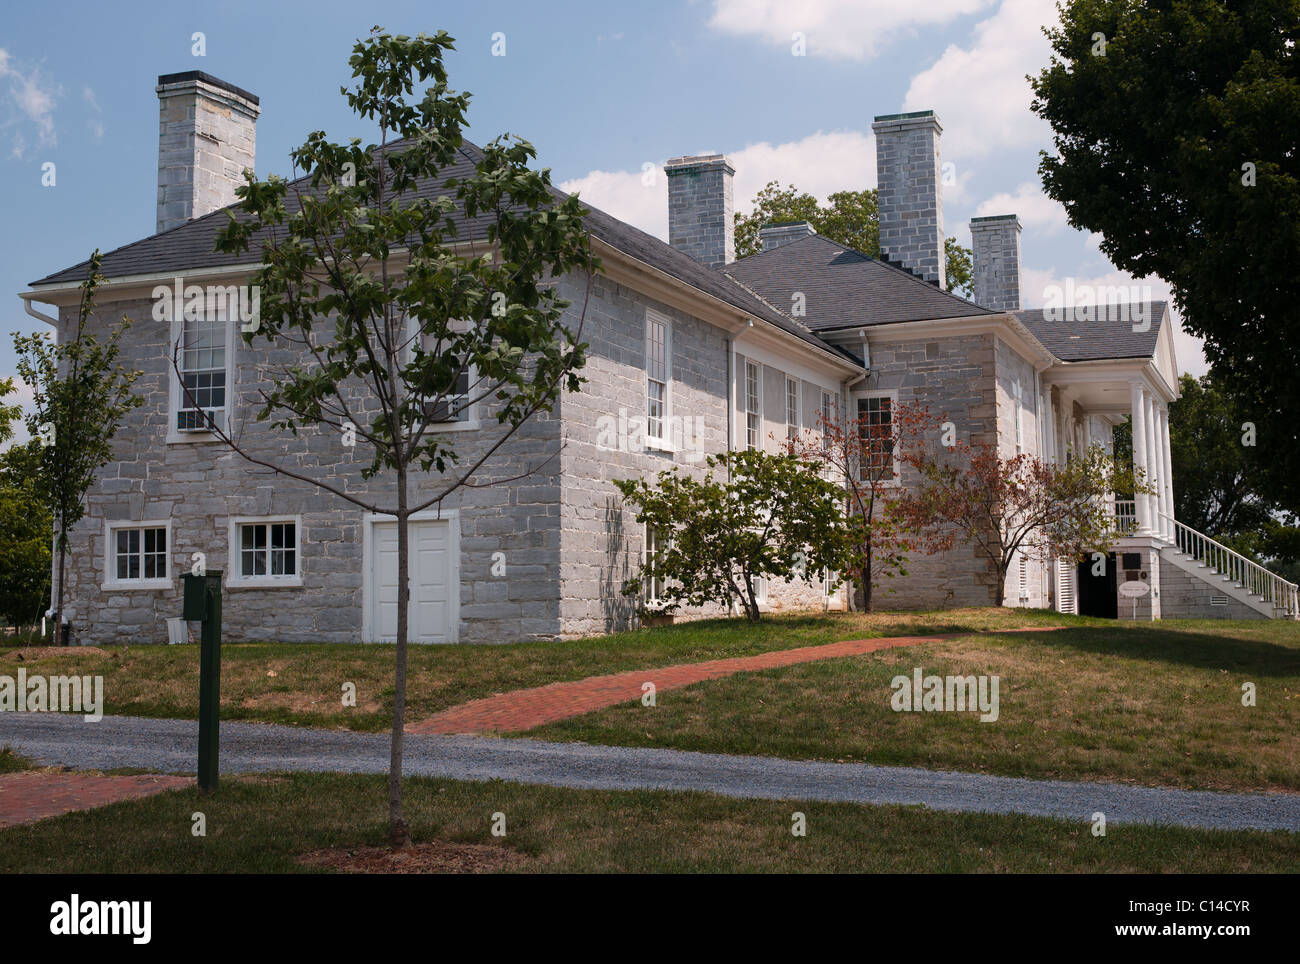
[1144,390,1160,536]
[1043,391,1056,464]
[1130,382,1150,533]
[1160,403,1175,537]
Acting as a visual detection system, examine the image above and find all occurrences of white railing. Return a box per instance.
[1113,499,1137,534]
[1162,513,1299,619]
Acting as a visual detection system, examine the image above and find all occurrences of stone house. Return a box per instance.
[19,73,1297,645]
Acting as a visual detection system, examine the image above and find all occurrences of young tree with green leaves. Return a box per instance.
[13,251,143,644]
[208,29,596,846]
[614,448,846,622]
[733,180,975,297]
[0,377,22,443]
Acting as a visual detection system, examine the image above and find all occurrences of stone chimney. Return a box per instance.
[665,154,734,269]
[970,214,1022,310]
[871,111,945,287]
[759,221,817,251]
[156,71,260,235]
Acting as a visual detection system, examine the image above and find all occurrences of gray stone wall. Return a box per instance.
[1159,555,1267,620]
[821,330,1002,608]
[872,112,945,287]
[554,273,732,636]
[57,292,564,646]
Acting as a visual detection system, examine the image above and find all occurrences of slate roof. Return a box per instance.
[1015,302,1167,362]
[30,142,857,364]
[721,234,994,331]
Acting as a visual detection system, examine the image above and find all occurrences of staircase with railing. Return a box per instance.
[1105,501,1298,618]
[1161,513,1298,619]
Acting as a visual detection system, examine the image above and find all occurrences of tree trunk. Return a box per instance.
[862,545,875,613]
[743,576,761,622]
[388,464,412,848]
[55,529,67,646]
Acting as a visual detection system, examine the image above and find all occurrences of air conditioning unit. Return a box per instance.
[177,408,224,433]
[423,398,464,423]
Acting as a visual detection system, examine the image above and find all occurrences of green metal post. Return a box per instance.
[196,571,223,791]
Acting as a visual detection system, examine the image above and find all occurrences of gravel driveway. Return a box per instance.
[2,712,1297,832]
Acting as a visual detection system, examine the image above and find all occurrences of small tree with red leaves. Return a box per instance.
[790,397,941,612]
[897,437,1149,606]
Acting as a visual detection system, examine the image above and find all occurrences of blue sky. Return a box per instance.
[0,0,1205,419]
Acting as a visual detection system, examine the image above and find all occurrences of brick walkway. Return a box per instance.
[0,772,192,828]
[408,628,1060,736]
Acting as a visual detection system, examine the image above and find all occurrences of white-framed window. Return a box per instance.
[169,311,235,443]
[785,376,800,442]
[645,309,672,448]
[856,392,896,479]
[103,520,171,590]
[645,525,667,605]
[229,516,303,587]
[408,315,477,429]
[745,361,762,450]
[750,573,768,605]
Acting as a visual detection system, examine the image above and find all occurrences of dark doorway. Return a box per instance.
[1076,553,1118,619]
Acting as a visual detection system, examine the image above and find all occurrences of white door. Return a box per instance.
[368,518,456,643]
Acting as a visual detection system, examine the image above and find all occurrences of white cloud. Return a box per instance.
[1021,266,1207,377]
[561,129,878,240]
[903,0,1058,161]
[83,86,104,141]
[0,48,61,157]
[708,0,995,60]
[975,181,1067,234]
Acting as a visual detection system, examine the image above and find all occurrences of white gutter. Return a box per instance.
[20,292,59,327]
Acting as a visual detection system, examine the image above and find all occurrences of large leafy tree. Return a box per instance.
[734,181,975,296]
[614,449,845,622]
[13,252,143,644]
[1031,0,1300,507]
[210,30,596,846]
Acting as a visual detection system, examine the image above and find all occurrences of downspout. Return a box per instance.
[22,294,59,328]
[725,335,733,459]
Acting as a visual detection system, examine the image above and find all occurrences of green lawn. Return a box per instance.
[0,772,1294,874]
[526,617,1300,793]
[0,608,1080,732]
[5,609,1297,793]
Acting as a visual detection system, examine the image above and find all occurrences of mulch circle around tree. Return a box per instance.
[297,841,530,874]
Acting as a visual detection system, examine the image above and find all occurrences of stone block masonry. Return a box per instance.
[156,72,259,234]
[971,215,1022,311]
[665,155,735,269]
[872,112,945,288]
